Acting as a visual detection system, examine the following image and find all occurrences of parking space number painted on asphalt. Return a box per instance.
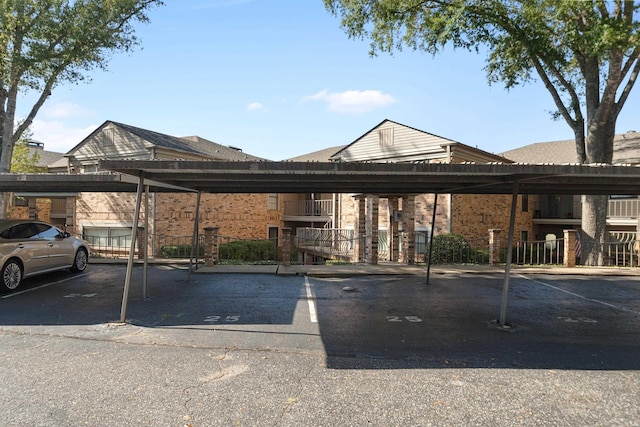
[204,315,240,323]
[387,315,423,323]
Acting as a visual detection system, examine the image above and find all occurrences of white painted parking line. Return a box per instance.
[516,274,640,315]
[1,273,90,299]
[304,276,318,323]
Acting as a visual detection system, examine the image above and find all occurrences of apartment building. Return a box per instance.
[501,130,640,243]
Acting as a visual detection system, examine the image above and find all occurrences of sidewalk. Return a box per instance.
[89,258,640,276]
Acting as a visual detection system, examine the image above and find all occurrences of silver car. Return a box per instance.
[0,220,89,290]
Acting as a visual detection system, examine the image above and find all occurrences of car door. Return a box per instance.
[36,223,74,269]
[7,223,52,275]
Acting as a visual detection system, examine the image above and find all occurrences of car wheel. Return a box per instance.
[71,248,88,272]
[2,260,22,290]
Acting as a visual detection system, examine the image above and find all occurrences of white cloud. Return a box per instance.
[247,102,266,112]
[42,101,94,119]
[306,89,396,114]
[29,120,97,153]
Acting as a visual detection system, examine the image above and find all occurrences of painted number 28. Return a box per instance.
[387,315,423,323]
[204,315,240,323]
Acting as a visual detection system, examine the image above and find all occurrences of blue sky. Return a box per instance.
[20,0,640,161]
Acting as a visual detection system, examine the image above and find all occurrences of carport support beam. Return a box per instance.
[188,191,202,282]
[426,193,438,285]
[143,185,149,298]
[120,172,145,323]
[498,182,518,327]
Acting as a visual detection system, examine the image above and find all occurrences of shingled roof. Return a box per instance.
[286,145,346,162]
[501,131,640,164]
[112,122,267,161]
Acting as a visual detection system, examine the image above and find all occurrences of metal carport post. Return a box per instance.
[426,193,438,285]
[188,191,202,282]
[120,172,145,323]
[498,181,519,328]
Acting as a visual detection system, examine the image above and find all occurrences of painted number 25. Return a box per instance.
[387,316,423,323]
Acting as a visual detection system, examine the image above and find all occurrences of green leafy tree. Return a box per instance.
[325,0,640,265]
[0,0,164,216]
[11,140,42,173]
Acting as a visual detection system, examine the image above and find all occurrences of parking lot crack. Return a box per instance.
[272,363,315,426]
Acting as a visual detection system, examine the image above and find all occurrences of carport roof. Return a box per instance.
[0,171,195,193]
[2,160,639,195]
[97,160,640,195]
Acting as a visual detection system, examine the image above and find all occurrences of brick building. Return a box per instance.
[19,118,636,264]
[287,119,533,263]
[32,121,279,256]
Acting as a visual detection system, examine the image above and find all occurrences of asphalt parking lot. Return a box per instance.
[0,263,639,426]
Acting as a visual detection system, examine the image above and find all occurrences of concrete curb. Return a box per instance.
[88,259,640,277]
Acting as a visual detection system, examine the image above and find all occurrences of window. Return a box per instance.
[3,223,40,239]
[83,227,132,249]
[521,194,529,212]
[415,227,430,256]
[36,224,62,239]
[378,128,394,147]
[13,196,28,207]
[268,227,279,248]
[521,230,529,243]
[268,194,279,210]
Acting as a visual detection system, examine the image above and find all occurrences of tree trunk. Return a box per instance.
[579,117,616,265]
[581,194,608,265]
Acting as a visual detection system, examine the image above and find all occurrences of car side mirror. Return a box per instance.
[60,231,71,239]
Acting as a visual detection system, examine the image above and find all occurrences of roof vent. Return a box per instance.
[228,145,243,152]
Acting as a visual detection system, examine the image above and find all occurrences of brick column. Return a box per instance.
[204,226,220,266]
[28,197,37,220]
[489,229,501,266]
[282,228,292,266]
[400,195,416,264]
[65,196,76,234]
[136,227,145,259]
[368,195,379,265]
[563,229,577,267]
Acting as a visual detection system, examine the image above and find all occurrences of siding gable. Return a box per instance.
[70,123,150,162]
[332,120,455,163]
[331,119,510,164]
[66,121,268,165]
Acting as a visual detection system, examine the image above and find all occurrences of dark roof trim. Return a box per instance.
[97,160,640,196]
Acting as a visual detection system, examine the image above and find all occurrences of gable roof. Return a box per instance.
[286,145,347,162]
[179,135,266,161]
[65,121,267,161]
[501,131,640,164]
[330,119,508,163]
[27,145,64,168]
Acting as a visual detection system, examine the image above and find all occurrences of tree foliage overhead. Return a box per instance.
[325,0,640,164]
[0,0,164,173]
[325,0,640,266]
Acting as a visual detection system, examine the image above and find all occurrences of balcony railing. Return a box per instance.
[284,199,333,217]
[534,197,640,219]
[608,198,640,218]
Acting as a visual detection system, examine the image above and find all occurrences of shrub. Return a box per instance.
[219,239,278,263]
[426,233,471,264]
[160,244,204,258]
